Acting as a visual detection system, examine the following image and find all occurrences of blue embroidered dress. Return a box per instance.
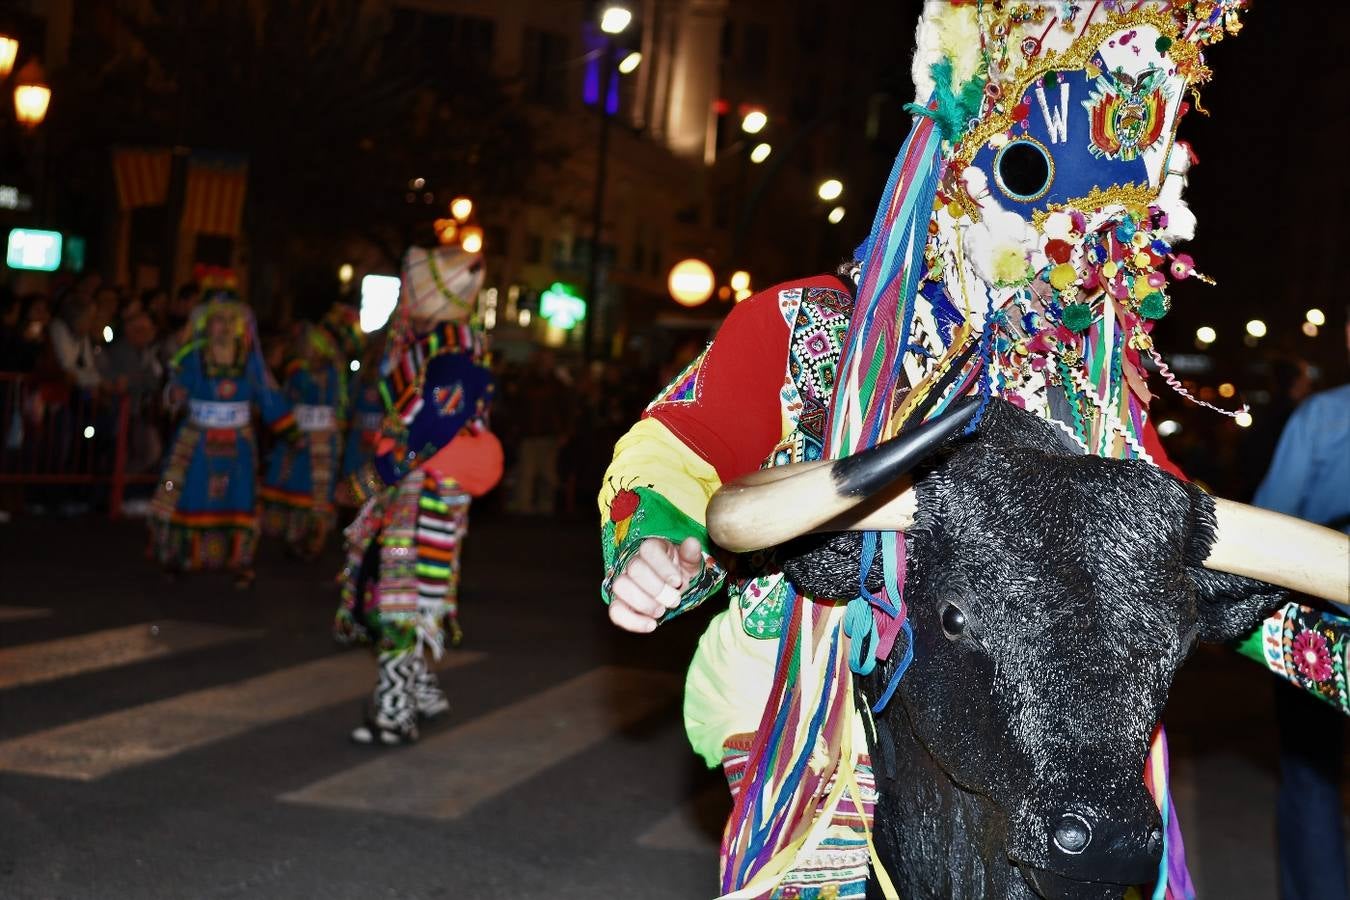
[149,345,294,572]
[260,358,345,553]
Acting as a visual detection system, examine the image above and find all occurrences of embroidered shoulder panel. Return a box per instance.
[771,284,855,467]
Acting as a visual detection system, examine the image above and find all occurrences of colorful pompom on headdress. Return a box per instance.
[318,302,366,361]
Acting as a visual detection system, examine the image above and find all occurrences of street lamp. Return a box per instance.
[741,110,768,134]
[730,270,751,292]
[668,259,714,308]
[338,263,354,286]
[450,196,473,222]
[750,142,772,164]
[600,5,632,34]
[828,206,846,224]
[0,35,17,79]
[817,178,843,202]
[1195,325,1216,345]
[618,51,642,74]
[1306,308,1326,327]
[12,59,50,129]
[459,225,484,255]
[583,4,633,360]
[1245,318,1267,339]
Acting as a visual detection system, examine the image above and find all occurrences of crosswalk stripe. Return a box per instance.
[0,621,254,691]
[0,606,52,624]
[0,650,485,780]
[280,665,680,820]
[636,784,728,852]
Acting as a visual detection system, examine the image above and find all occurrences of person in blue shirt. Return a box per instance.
[1253,315,1350,900]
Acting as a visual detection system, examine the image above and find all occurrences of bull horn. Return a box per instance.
[705,399,979,553]
[783,488,1350,609]
[1206,498,1349,608]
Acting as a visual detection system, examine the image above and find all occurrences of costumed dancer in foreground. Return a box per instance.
[149,293,294,588]
[336,246,502,746]
[599,2,1350,897]
[259,318,350,559]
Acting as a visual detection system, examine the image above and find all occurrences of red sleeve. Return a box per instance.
[645,275,845,483]
[1142,420,1186,480]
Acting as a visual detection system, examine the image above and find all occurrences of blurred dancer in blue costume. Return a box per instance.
[336,246,503,746]
[260,317,351,559]
[149,292,294,588]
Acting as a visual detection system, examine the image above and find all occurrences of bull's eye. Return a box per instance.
[993,137,1054,202]
[940,601,969,640]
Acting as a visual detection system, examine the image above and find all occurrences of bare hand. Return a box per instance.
[608,537,704,634]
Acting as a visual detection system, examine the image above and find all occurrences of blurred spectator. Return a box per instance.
[1,291,24,369]
[92,286,119,344]
[100,311,163,397]
[159,282,201,367]
[509,349,568,516]
[48,294,102,390]
[1235,356,1314,501]
[12,295,53,373]
[1252,314,1350,900]
[141,287,169,329]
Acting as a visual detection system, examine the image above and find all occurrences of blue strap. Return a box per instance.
[871,620,914,714]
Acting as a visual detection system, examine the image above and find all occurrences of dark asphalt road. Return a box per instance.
[0,512,1344,899]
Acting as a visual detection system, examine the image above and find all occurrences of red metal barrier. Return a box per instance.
[0,372,160,518]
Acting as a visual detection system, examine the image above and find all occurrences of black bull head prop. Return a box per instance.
[707,400,1350,899]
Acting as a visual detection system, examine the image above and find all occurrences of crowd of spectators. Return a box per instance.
[0,277,674,522]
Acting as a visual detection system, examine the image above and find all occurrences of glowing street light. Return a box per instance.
[1306,308,1326,327]
[741,110,768,134]
[12,59,50,129]
[1218,382,1236,398]
[1234,411,1253,429]
[450,197,473,222]
[1195,325,1216,345]
[459,225,484,254]
[600,5,633,34]
[750,142,772,164]
[730,270,751,292]
[1302,321,1319,338]
[828,206,846,224]
[1156,420,1181,438]
[668,258,715,307]
[818,179,843,202]
[1245,318,1267,339]
[618,51,642,75]
[0,35,17,79]
[338,263,354,285]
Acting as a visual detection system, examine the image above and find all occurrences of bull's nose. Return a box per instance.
[1052,814,1092,855]
[1041,811,1163,886]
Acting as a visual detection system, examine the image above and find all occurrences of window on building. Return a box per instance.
[525,234,543,265]
[193,235,234,269]
[740,23,769,86]
[387,9,496,80]
[524,28,570,108]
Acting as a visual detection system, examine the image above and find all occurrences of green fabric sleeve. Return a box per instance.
[601,486,725,623]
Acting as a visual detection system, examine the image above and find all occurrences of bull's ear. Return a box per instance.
[1182,484,1288,642]
[1190,566,1287,644]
